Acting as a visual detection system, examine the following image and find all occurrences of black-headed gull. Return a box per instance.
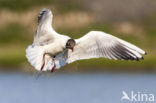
[26,8,147,72]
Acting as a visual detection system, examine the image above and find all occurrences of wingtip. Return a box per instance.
[136,58,140,61]
[141,57,144,60]
[144,52,147,55]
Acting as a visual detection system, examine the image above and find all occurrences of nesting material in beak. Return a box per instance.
[66,39,76,52]
[71,48,74,52]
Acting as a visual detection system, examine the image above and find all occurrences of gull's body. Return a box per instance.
[26,8,146,72]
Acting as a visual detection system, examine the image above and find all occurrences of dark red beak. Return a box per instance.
[71,48,74,52]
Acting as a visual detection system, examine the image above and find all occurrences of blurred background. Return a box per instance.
[0,0,156,103]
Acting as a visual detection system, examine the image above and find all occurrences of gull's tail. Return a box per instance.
[26,45,45,71]
[26,45,67,71]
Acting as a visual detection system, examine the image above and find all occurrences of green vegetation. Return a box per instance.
[0,22,155,71]
[0,23,30,67]
[0,0,82,12]
[0,23,31,44]
[0,0,156,72]
[0,0,54,11]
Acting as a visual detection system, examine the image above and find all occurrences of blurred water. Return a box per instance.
[0,72,155,103]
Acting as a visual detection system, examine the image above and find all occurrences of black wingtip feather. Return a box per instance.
[141,57,144,60]
[145,52,147,55]
[38,8,48,24]
[136,58,140,61]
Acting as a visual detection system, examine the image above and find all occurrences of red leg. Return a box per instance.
[51,58,56,72]
[41,53,46,71]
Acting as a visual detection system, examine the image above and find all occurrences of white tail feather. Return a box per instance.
[26,45,44,71]
[26,45,66,71]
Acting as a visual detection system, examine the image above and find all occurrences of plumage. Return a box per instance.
[66,31,146,63]
[26,8,146,72]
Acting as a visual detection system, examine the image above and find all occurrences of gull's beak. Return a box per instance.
[71,48,74,52]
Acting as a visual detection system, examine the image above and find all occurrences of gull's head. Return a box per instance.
[66,39,76,52]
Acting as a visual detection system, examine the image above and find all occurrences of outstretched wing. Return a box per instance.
[67,31,146,63]
[33,8,57,46]
[37,8,52,26]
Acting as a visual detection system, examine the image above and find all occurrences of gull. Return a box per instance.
[26,8,147,72]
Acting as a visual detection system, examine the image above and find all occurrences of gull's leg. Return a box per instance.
[51,58,56,72]
[41,53,46,71]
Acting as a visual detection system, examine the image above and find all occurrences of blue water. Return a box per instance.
[0,73,155,103]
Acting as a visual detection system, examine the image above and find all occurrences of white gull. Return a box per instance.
[26,8,147,72]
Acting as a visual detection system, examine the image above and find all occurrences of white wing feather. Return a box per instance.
[26,45,67,71]
[26,8,68,71]
[33,8,59,46]
[67,31,146,63]
[26,8,146,71]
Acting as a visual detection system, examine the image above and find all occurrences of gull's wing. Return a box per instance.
[67,31,146,63]
[33,8,58,46]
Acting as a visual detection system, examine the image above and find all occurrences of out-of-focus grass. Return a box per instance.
[141,15,156,51]
[63,56,156,72]
[0,23,32,44]
[0,0,82,12]
[0,46,26,66]
[0,0,54,11]
[0,22,155,71]
[0,0,156,71]
[56,23,113,39]
[0,23,30,68]
[58,23,156,71]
